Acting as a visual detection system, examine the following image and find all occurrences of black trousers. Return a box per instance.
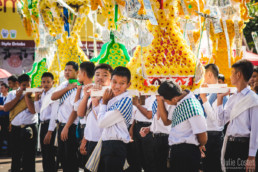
[153,134,169,172]
[58,124,79,172]
[0,115,9,153]
[224,139,249,172]
[169,143,201,172]
[128,121,155,172]
[10,124,38,172]
[84,141,98,172]
[202,131,224,172]
[40,122,57,172]
[99,140,127,172]
[78,124,87,169]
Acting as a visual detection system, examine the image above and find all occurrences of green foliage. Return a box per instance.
[243,0,258,53]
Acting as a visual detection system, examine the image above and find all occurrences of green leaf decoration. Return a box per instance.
[90,33,130,68]
[27,58,48,88]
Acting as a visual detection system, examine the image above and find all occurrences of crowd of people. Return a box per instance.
[0,59,258,172]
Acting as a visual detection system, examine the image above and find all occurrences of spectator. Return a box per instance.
[218,74,225,84]
[0,83,9,155]
[7,76,18,91]
[249,66,258,91]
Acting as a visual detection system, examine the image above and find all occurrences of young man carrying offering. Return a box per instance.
[157,81,207,172]
[34,72,58,172]
[51,61,80,172]
[4,74,38,172]
[217,60,258,172]
[73,61,95,169]
[77,63,113,172]
[97,66,133,172]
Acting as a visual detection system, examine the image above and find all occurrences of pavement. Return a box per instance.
[0,156,43,172]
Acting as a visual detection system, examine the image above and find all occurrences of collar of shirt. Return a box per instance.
[237,86,250,96]
[43,87,55,96]
[176,90,195,106]
[107,91,129,108]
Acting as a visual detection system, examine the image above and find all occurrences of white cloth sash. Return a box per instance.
[221,91,258,171]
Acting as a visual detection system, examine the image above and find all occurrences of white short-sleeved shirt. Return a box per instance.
[56,81,79,125]
[98,92,132,143]
[134,96,156,123]
[217,87,258,156]
[34,87,57,131]
[168,92,207,146]
[84,98,103,142]
[73,87,86,124]
[5,90,38,126]
[150,103,174,134]
[202,95,224,131]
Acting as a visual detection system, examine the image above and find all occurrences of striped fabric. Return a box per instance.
[152,99,158,118]
[108,97,133,126]
[172,98,204,128]
[85,137,130,171]
[59,88,76,105]
[85,138,103,172]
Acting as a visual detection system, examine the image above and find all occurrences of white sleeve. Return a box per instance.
[34,100,42,113]
[203,101,218,121]
[145,96,156,111]
[73,99,81,111]
[5,91,15,104]
[189,115,207,134]
[249,106,258,156]
[97,104,124,128]
[48,101,59,131]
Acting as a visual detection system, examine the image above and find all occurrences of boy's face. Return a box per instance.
[94,69,111,86]
[19,81,30,91]
[163,97,177,105]
[249,72,258,88]
[41,77,54,92]
[111,75,131,96]
[64,65,78,80]
[0,86,8,94]
[8,81,16,89]
[78,69,88,83]
[230,68,240,85]
[218,79,224,84]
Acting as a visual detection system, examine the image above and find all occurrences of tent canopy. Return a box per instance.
[245,51,258,66]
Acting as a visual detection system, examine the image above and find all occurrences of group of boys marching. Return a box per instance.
[3,59,258,172]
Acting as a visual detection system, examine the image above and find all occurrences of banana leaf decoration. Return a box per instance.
[27,58,48,88]
[90,4,131,68]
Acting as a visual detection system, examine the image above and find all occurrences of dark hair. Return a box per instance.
[254,66,258,73]
[158,81,182,100]
[80,61,95,79]
[111,66,131,83]
[232,59,254,82]
[205,64,219,79]
[18,74,30,83]
[8,75,18,82]
[41,72,54,80]
[1,83,9,89]
[66,61,79,71]
[94,63,114,74]
[218,74,225,82]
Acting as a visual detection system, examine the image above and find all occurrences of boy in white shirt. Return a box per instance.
[97,66,133,172]
[140,97,173,172]
[73,61,95,169]
[4,74,38,172]
[157,81,207,172]
[199,64,228,172]
[127,95,156,172]
[51,61,79,172]
[34,72,57,172]
[217,60,258,172]
[77,63,113,172]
